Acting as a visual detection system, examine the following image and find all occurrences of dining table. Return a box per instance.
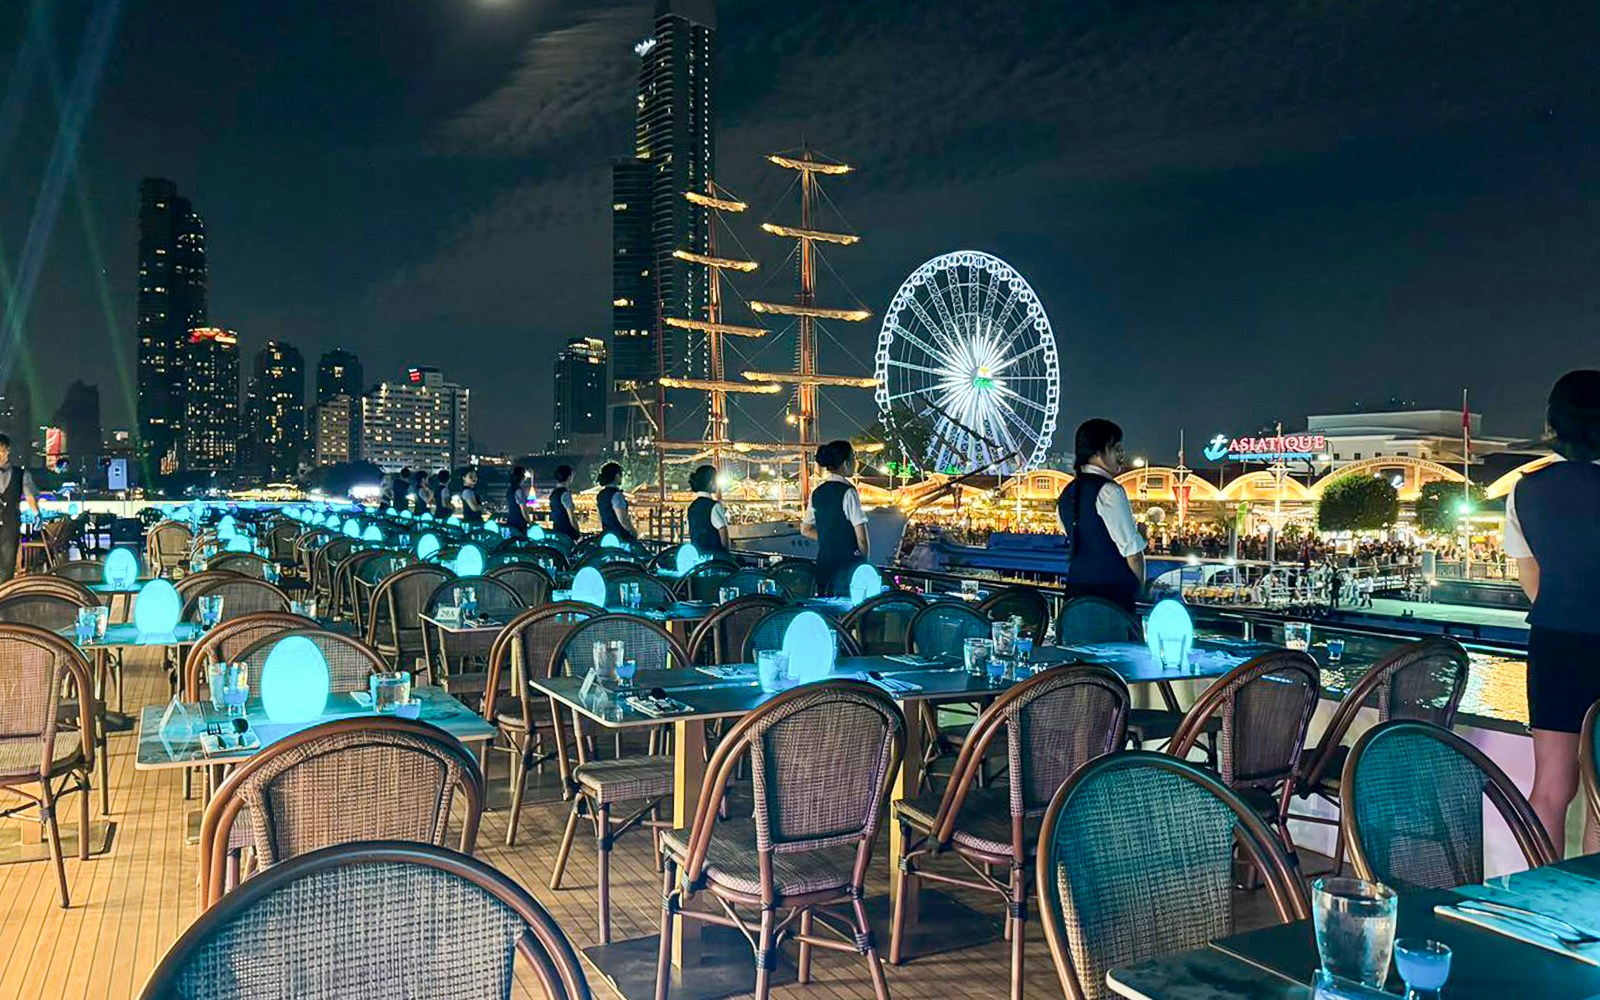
[1108,854,1600,999]
[529,636,1277,1000]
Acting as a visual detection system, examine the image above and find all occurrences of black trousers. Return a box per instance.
[0,523,19,583]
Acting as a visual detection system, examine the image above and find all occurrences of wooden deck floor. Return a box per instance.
[0,649,1280,999]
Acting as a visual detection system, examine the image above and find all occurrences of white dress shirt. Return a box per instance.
[1064,464,1146,557]
[802,474,867,528]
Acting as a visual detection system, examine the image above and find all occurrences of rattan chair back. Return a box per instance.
[367,565,453,663]
[686,594,786,665]
[0,591,94,632]
[1036,751,1309,1000]
[488,563,553,607]
[147,521,193,573]
[0,574,99,606]
[718,568,789,600]
[50,559,105,583]
[235,628,390,695]
[426,576,525,618]
[769,559,818,599]
[484,603,602,727]
[574,549,639,573]
[1343,719,1555,890]
[209,552,275,579]
[1169,649,1321,792]
[742,606,859,662]
[1055,596,1141,645]
[0,623,95,782]
[554,614,689,679]
[181,576,291,622]
[978,586,1052,643]
[264,519,302,562]
[599,567,674,611]
[907,602,990,656]
[842,590,926,655]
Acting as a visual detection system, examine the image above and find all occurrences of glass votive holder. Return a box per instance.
[1394,938,1451,999]
[370,671,412,713]
[717,586,740,605]
[756,649,790,693]
[1285,621,1313,651]
[1326,636,1347,664]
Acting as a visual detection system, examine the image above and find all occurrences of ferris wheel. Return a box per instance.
[874,251,1059,477]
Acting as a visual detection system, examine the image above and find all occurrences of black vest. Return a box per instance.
[459,488,482,524]
[596,485,635,541]
[1058,474,1139,609]
[505,486,529,531]
[811,479,860,593]
[687,496,725,552]
[1513,461,1600,633]
[411,484,429,515]
[0,467,23,530]
[434,485,451,520]
[549,486,579,539]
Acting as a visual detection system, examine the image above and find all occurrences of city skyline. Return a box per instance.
[4,1,1599,464]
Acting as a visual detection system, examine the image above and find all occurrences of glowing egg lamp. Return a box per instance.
[415,532,441,562]
[848,564,884,606]
[454,543,486,577]
[400,509,414,521]
[571,566,606,608]
[133,579,182,638]
[675,543,702,576]
[259,635,331,724]
[528,525,546,541]
[217,515,238,541]
[601,533,623,550]
[782,611,837,684]
[420,511,434,522]
[103,548,140,589]
[385,506,398,517]
[67,501,81,516]
[362,524,384,543]
[324,514,340,530]
[447,514,462,526]
[341,518,360,538]
[1145,598,1194,666]
[226,535,252,553]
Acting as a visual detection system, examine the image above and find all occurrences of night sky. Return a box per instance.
[4,0,1598,460]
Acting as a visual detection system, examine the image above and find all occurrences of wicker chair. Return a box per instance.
[141,841,593,1000]
[366,565,453,673]
[1168,650,1321,862]
[891,666,1129,999]
[548,615,689,943]
[654,681,905,1000]
[574,550,640,573]
[600,567,675,611]
[672,561,730,602]
[198,716,485,907]
[977,586,1051,644]
[719,568,789,600]
[488,563,553,607]
[0,590,94,631]
[147,521,194,575]
[180,576,291,623]
[263,518,302,564]
[742,606,860,662]
[423,576,525,697]
[483,603,602,846]
[293,529,333,582]
[1035,751,1309,1000]
[351,551,413,635]
[182,611,313,703]
[842,589,927,655]
[770,558,819,599]
[686,594,785,666]
[0,574,100,606]
[50,559,105,583]
[0,624,96,907]
[516,543,570,572]
[234,628,390,696]
[1295,638,1470,871]
[1054,596,1181,746]
[1342,719,1554,890]
[209,552,276,580]
[333,549,385,620]
[907,601,990,655]
[311,537,360,608]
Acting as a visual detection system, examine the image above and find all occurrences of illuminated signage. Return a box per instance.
[1203,432,1326,464]
[407,368,424,384]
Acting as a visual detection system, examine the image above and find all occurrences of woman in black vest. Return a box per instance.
[1504,370,1600,854]
[548,465,580,541]
[800,440,869,595]
[410,470,432,516]
[595,461,637,543]
[1056,418,1145,614]
[505,465,531,534]
[458,468,484,525]
[434,469,453,520]
[685,464,729,553]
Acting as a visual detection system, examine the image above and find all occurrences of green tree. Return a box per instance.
[1414,480,1487,534]
[1316,474,1400,532]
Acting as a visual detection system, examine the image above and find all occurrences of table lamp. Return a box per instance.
[454,543,485,577]
[104,548,140,589]
[675,543,701,576]
[782,611,836,684]
[416,532,441,562]
[133,579,182,638]
[571,566,605,607]
[848,564,884,606]
[260,635,331,724]
[1145,598,1194,665]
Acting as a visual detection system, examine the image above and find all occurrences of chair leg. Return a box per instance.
[549,798,583,890]
[1008,868,1026,1000]
[754,906,776,1000]
[653,861,676,1000]
[596,802,612,944]
[78,775,90,861]
[98,740,109,816]
[888,831,915,965]
[41,785,68,908]
[505,746,529,847]
[853,893,891,1000]
[798,908,814,983]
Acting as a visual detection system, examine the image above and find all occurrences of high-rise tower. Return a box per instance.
[316,348,364,405]
[135,178,208,474]
[244,341,305,480]
[183,328,241,471]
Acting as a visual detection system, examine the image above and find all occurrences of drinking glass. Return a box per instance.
[207,661,229,711]
[616,658,638,693]
[1015,637,1034,668]
[963,638,992,678]
[960,579,980,600]
[93,605,109,639]
[1394,939,1451,999]
[370,671,412,713]
[74,608,96,647]
[1326,637,1346,664]
[757,579,779,597]
[463,587,478,619]
[756,650,789,693]
[1285,621,1313,652]
[264,562,281,585]
[223,663,250,719]
[1312,877,1397,989]
[987,650,1008,686]
[1158,634,1185,670]
[717,586,739,605]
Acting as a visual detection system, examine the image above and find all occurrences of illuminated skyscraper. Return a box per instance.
[183,328,240,471]
[316,348,364,405]
[359,367,470,473]
[135,178,208,473]
[552,337,608,454]
[610,0,716,443]
[244,341,305,480]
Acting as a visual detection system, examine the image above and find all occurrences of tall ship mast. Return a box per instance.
[745,148,875,499]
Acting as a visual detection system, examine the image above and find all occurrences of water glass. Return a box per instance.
[757,578,780,597]
[1394,939,1451,999]
[263,562,281,585]
[990,620,1018,670]
[960,579,980,600]
[963,638,992,678]
[1326,637,1347,664]
[1158,634,1185,670]
[756,649,789,693]
[592,639,625,681]
[93,605,109,639]
[463,587,478,619]
[290,598,316,618]
[717,586,739,605]
[223,663,250,718]
[206,661,229,711]
[199,594,225,631]
[986,650,1008,686]
[370,671,412,713]
[74,608,96,647]
[1285,621,1313,652]
[1312,877,1397,989]
[1015,636,1034,668]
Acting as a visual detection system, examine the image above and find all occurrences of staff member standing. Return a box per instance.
[800,440,870,595]
[685,465,729,554]
[433,469,453,520]
[0,434,39,583]
[410,469,432,517]
[1057,418,1145,613]
[458,468,484,525]
[548,465,580,541]
[595,462,638,543]
[1504,369,1600,855]
[505,466,531,534]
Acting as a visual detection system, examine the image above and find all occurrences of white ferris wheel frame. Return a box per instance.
[874,250,1060,477]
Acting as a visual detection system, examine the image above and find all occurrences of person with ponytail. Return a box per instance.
[685,464,729,553]
[800,440,870,595]
[1056,418,1145,613]
[1503,370,1600,854]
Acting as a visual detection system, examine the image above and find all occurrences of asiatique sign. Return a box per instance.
[1202,433,1326,464]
